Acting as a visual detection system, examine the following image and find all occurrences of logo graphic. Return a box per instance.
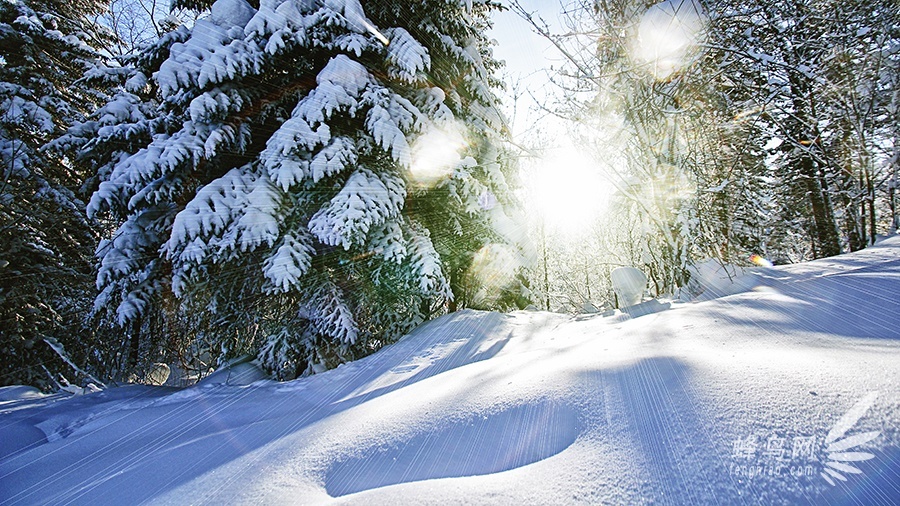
[728,391,881,486]
[820,391,880,486]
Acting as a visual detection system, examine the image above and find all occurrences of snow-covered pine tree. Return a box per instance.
[0,0,109,389]
[78,0,523,379]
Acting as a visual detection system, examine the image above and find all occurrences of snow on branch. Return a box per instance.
[308,168,406,250]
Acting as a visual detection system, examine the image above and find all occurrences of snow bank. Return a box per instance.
[2,239,899,504]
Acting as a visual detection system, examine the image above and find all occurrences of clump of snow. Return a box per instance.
[197,355,269,386]
[619,298,671,319]
[581,301,601,313]
[209,0,255,27]
[611,266,647,306]
[0,386,45,402]
[59,384,103,396]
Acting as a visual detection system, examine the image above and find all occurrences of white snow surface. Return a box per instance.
[3,239,900,504]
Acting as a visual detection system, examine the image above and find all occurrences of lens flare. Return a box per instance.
[409,127,468,187]
[632,0,706,80]
[467,243,520,308]
[749,254,774,267]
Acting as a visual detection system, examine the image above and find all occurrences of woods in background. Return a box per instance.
[516,0,898,312]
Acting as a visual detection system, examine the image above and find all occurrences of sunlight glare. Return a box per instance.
[528,144,609,236]
[467,243,520,308]
[632,0,705,80]
[410,127,468,187]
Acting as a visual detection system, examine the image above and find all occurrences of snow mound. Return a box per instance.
[0,421,47,460]
[685,258,757,300]
[326,400,578,497]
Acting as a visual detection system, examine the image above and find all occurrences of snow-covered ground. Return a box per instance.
[2,239,900,505]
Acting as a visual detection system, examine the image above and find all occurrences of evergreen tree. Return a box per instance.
[77,0,522,379]
[0,0,108,389]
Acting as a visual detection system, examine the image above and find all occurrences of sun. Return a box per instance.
[526,141,610,236]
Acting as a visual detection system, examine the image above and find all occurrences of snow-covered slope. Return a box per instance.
[2,239,900,505]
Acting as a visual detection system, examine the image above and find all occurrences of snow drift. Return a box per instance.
[2,238,900,504]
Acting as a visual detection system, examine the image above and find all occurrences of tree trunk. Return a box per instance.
[797,155,841,257]
[541,221,550,311]
[448,267,460,313]
[860,167,868,248]
[786,33,841,258]
[890,183,898,234]
[866,169,876,244]
[842,183,863,252]
[128,318,141,372]
[859,196,868,250]
[584,266,591,302]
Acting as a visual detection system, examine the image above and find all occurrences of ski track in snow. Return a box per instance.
[2,239,900,505]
